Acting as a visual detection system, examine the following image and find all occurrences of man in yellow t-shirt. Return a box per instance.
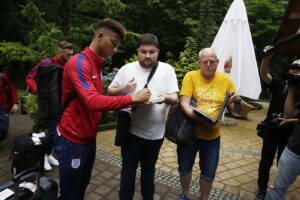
[177,48,242,200]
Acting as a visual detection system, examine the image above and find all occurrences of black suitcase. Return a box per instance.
[0,167,58,200]
[1,130,58,199]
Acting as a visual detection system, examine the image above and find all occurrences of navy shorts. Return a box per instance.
[177,137,220,181]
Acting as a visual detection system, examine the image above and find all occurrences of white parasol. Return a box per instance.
[211,0,261,99]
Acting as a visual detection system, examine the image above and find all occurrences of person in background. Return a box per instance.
[108,33,179,200]
[53,18,151,200]
[255,46,295,200]
[265,59,300,200]
[26,41,74,94]
[178,48,242,200]
[0,72,19,142]
[25,41,74,171]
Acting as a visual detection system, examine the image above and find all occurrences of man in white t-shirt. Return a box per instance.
[108,33,179,200]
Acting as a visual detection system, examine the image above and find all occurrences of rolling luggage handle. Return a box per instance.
[13,166,41,200]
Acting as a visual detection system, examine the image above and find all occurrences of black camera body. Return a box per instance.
[262,46,274,57]
[269,113,283,126]
[256,113,283,139]
[283,73,300,85]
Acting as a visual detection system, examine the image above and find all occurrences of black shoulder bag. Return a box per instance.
[114,62,159,147]
[165,100,196,145]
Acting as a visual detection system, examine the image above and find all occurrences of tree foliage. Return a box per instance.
[0,42,39,85]
[174,37,199,87]
[245,0,286,58]
[0,42,39,69]
[0,0,289,92]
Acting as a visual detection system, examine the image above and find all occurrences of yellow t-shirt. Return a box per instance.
[180,70,236,140]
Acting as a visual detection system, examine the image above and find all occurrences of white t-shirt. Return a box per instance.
[109,61,179,140]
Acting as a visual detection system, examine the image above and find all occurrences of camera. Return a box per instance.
[262,46,274,57]
[283,73,300,85]
[270,113,283,126]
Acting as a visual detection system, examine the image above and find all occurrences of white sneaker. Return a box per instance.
[48,154,59,166]
[44,155,52,171]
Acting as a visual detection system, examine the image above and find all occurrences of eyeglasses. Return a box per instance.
[202,60,217,65]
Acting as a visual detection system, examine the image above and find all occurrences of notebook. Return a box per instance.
[190,92,231,124]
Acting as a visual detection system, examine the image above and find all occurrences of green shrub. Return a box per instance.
[24,93,38,129]
[174,37,199,87]
[17,90,27,98]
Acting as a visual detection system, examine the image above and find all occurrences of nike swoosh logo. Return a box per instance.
[92,75,97,79]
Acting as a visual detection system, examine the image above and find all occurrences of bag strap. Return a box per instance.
[62,92,77,111]
[38,57,54,67]
[144,62,159,88]
[132,62,159,112]
[36,57,57,80]
[49,57,54,63]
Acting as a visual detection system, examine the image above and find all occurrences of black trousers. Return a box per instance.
[257,125,294,192]
[119,133,163,200]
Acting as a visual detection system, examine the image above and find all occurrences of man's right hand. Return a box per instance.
[262,45,274,58]
[131,88,151,104]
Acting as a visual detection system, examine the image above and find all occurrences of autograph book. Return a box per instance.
[190,92,231,124]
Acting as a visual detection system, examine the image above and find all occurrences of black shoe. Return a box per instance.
[255,191,266,200]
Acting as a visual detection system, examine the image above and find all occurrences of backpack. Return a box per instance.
[36,59,64,124]
[0,72,14,110]
[36,58,76,125]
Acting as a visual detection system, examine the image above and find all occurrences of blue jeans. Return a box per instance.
[177,137,220,181]
[54,129,96,200]
[0,108,9,141]
[265,147,300,200]
[119,133,163,200]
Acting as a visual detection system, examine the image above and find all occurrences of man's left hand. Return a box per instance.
[229,92,241,104]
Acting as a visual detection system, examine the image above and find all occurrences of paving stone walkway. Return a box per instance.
[96,102,300,200]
